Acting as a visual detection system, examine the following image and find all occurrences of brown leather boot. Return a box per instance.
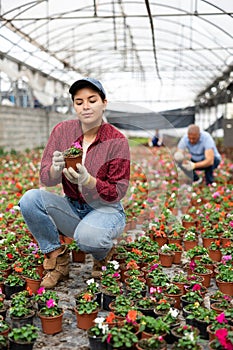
[40,245,70,289]
[91,246,115,279]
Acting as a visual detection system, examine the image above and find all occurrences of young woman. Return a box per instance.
[19,77,130,288]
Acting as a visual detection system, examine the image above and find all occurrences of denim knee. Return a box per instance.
[19,188,41,212]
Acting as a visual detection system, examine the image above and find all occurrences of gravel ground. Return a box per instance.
[6,228,217,350]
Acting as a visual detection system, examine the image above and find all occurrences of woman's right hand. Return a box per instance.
[51,151,65,177]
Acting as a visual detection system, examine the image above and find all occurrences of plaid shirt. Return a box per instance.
[40,119,130,203]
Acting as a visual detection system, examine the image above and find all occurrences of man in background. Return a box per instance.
[174,124,221,185]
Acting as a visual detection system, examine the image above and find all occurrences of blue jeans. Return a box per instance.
[179,157,220,185]
[19,189,126,260]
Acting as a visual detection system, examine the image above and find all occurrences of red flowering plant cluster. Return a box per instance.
[208,312,232,333]
[212,328,233,350]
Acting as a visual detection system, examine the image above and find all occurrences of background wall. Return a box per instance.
[0,106,73,151]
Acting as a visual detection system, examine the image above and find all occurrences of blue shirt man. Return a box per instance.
[174,124,221,185]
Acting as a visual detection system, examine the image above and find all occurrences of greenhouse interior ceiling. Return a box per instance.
[0,0,233,112]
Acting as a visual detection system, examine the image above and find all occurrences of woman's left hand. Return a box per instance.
[63,164,91,186]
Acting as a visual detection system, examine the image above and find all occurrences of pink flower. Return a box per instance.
[107,333,112,344]
[215,328,233,350]
[37,287,45,295]
[112,272,120,278]
[212,191,220,198]
[229,221,233,228]
[222,255,232,264]
[46,299,56,308]
[73,141,82,149]
[216,312,227,324]
[189,260,196,271]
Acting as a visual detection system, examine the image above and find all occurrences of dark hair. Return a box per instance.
[70,81,105,102]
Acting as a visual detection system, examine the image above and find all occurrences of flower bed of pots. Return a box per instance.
[0,146,233,349]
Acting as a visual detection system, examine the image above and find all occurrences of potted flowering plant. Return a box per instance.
[74,292,99,330]
[8,324,39,350]
[33,287,59,309]
[139,315,169,337]
[159,244,174,267]
[85,278,101,306]
[172,272,188,294]
[172,332,204,349]
[171,323,200,341]
[0,335,8,350]
[4,273,26,299]
[216,265,233,296]
[63,141,83,170]
[38,298,64,335]
[134,296,157,317]
[207,312,232,341]
[209,329,233,350]
[0,316,10,336]
[181,290,203,308]
[137,334,167,349]
[102,323,138,349]
[87,316,109,350]
[68,239,86,263]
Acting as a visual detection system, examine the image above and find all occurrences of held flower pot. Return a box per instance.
[64,155,82,171]
[38,310,64,335]
[74,307,99,330]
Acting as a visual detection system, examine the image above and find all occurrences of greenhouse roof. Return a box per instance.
[0,0,233,111]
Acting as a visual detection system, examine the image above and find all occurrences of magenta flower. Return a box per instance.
[112,272,120,278]
[189,260,196,271]
[216,312,227,324]
[192,284,201,291]
[107,333,112,344]
[37,287,45,295]
[46,299,56,308]
[215,328,233,350]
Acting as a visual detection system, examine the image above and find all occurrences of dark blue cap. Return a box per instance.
[69,77,106,99]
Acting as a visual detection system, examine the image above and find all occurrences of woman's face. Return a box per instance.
[73,87,107,128]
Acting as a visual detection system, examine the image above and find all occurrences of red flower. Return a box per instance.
[106,312,115,323]
[215,328,233,350]
[192,284,201,291]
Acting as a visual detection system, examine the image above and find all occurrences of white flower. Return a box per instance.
[101,324,109,335]
[169,308,179,318]
[186,331,194,342]
[86,278,95,285]
[111,260,119,270]
[161,244,170,252]
[94,317,105,326]
[13,205,20,211]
